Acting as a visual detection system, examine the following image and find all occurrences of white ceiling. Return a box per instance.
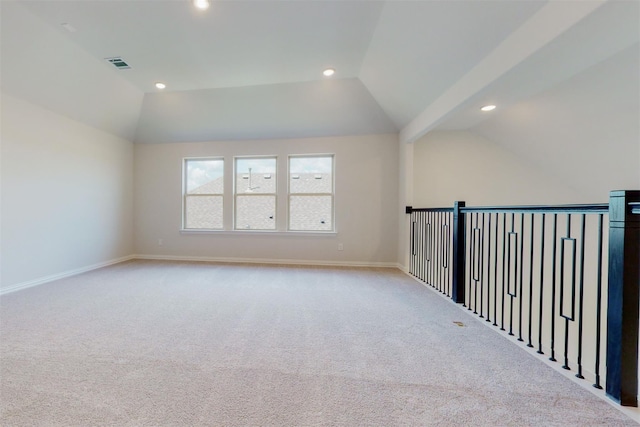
[1,0,638,144]
[135,78,397,143]
[19,0,385,92]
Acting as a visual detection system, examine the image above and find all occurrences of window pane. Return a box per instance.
[290,156,332,194]
[185,196,223,229]
[235,158,276,194]
[289,195,332,231]
[235,195,276,230]
[290,156,332,174]
[186,159,223,194]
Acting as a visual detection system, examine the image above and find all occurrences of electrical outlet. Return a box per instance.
[338,243,344,251]
[158,239,163,246]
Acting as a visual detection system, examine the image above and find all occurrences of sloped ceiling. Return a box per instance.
[472,44,640,199]
[359,0,545,128]
[0,1,144,141]
[1,0,638,144]
[135,78,397,143]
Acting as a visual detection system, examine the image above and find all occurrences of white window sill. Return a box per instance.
[180,229,337,237]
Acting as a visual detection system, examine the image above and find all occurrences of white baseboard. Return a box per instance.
[134,254,401,269]
[0,255,136,296]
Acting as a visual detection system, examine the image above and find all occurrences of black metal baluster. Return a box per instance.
[473,213,479,314]
[430,212,436,288]
[451,211,455,297]
[425,212,430,282]
[440,212,444,291]
[501,213,507,331]
[427,212,432,284]
[470,212,475,312]
[443,212,448,294]
[518,213,525,342]
[527,213,535,348]
[447,212,453,297]
[550,214,558,362]
[422,212,427,284]
[429,212,438,290]
[448,212,452,294]
[509,213,516,337]
[411,215,416,276]
[593,213,604,389]
[415,212,420,280]
[438,212,443,293]
[537,213,546,355]
[424,212,429,284]
[493,213,499,327]
[436,211,439,288]
[420,212,423,279]
[467,214,473,309]
[576,214,586,379]
[418,213,422,278]
[437,211,442,292]
[430,212,435,289]
[443,217,450,295]
[443,213,448,296]
[480,213,485,318]
[486,213,492,323]
[562,214,573,371]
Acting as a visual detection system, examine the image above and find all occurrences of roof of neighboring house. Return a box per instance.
[186,173,333,231]
[189,176,224,195]
[189,173,332,195]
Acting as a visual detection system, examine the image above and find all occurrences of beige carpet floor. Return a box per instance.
[0,260,636,426]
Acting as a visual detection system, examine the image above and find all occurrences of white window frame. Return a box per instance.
[182,157,225,230]
[233,155,278,231]
[287,154,335,232]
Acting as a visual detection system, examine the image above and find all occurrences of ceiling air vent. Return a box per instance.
[105,57,131,70]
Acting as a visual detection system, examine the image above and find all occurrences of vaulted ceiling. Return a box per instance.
[1,0,638,144]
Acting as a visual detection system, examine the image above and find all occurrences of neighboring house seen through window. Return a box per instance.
[235,157,277,230]
[183,158,224,230]
[182,155,335,232]
[289,155,334,231]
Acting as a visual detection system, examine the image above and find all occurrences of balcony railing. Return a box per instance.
[406,190,639,407]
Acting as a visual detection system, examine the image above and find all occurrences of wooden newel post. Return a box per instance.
[452,201,466,304]
[606,190,640,406]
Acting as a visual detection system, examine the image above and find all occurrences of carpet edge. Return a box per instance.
[0,255,136,295]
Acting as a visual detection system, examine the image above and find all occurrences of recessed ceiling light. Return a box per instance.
[481,105,496,112]
[323,68,335,77]
[193,0,210,10]
[155,82,166,89]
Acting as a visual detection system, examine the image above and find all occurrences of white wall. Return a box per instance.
[0,93,134,290]
[134,134,399,266]
[472,44,640,203]
[397,140,413,270]
[400,128,591,272]
[0,1,144,141]
[410,43,639,210]
[412,130,583,208]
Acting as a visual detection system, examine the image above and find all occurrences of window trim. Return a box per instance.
[182,156,225,231]
[233,155,278,231]
[287,154,335,232]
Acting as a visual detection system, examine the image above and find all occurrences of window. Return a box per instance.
[288,155,334,231]
[183,158,224,229]
[234,157,277,230]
